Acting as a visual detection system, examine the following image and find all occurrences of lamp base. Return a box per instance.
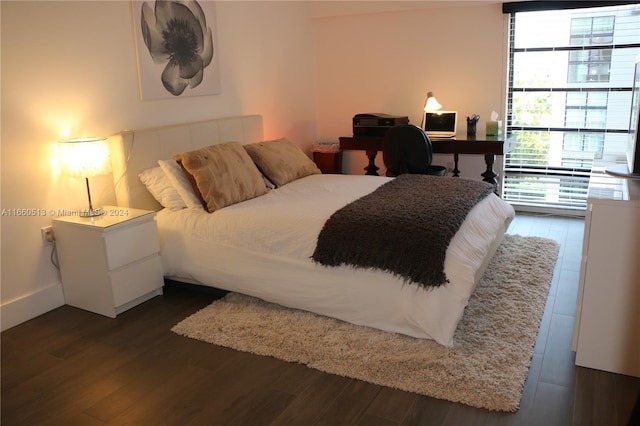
[79,207,106,218]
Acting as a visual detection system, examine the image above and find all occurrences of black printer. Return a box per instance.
[353,113,409,137]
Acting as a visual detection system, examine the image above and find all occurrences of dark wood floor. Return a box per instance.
[2,213,639,425]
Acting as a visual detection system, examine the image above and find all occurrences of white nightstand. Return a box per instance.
[52,206,164,318]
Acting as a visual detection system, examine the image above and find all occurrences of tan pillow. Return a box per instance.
[244,138,321,187]
[174,141,269,213]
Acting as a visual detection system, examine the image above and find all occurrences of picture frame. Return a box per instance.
[131,0,221,100]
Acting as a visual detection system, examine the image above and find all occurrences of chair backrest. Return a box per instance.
[383,124,433,176]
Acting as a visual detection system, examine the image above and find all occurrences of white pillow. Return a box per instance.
[158,159,204,210]
[138,166,186,210]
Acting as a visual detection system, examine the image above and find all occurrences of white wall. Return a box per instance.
[312,1,509,177]
[0,0,316,330]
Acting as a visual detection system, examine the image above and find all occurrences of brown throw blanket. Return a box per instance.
[312,174,494,288]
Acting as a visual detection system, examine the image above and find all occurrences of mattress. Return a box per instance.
[157,174,515,346]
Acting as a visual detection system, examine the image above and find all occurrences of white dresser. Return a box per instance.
[572,172,640,378]
[52,206,164,318]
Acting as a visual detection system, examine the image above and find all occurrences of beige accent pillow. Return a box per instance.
[244,138,321,187]
[174,141,269,213]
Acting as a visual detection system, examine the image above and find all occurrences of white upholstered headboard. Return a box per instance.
[108,115,264,211]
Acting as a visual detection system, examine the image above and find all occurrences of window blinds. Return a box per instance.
[503,2,640,211]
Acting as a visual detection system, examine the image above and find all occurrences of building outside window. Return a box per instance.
[503,3,640,213]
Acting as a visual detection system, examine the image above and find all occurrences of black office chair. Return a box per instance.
[382,124,447,177]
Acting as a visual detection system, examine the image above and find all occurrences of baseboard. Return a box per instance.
[1,283,65,331]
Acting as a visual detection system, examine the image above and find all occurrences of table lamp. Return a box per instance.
[58,137,111,217]
[424,91,442,112]
[421,91,443,128]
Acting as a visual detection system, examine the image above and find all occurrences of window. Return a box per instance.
[569,16,614,83]
[503,2,640,212]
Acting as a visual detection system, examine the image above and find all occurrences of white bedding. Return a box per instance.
[157,173,515,346]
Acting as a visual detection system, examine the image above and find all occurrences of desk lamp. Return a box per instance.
[58,137,111,217]
[422,91,443,128]
[424,91,442,112]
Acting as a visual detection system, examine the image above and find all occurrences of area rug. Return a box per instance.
[172,234,559,412]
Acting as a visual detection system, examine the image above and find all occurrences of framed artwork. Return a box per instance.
[131,0,221,100]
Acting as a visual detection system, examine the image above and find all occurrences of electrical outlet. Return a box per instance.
[41,226,54,246]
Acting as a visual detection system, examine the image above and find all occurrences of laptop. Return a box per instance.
[424,111,458,138]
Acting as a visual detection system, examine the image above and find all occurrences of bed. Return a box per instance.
[108,115,515,347]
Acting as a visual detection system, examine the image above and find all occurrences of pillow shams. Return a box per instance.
[174,141,269,213]
[138,166,186,210]
[244,138,321,187]
[158,159,205,210]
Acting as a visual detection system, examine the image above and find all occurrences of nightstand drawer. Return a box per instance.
[105,221,160,270]
[111,255,164,307]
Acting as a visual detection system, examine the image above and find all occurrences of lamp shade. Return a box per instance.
[424,91,442,112]
[58,137,111,178]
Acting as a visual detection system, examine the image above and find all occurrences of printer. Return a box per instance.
[353,113,409,137]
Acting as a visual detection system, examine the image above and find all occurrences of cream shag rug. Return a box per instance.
[172,235,559,412]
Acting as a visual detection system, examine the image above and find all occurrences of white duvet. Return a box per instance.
[157,174,515,346]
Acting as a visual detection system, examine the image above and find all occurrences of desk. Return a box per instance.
[338,137,384,176]
[339,133,516,190]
